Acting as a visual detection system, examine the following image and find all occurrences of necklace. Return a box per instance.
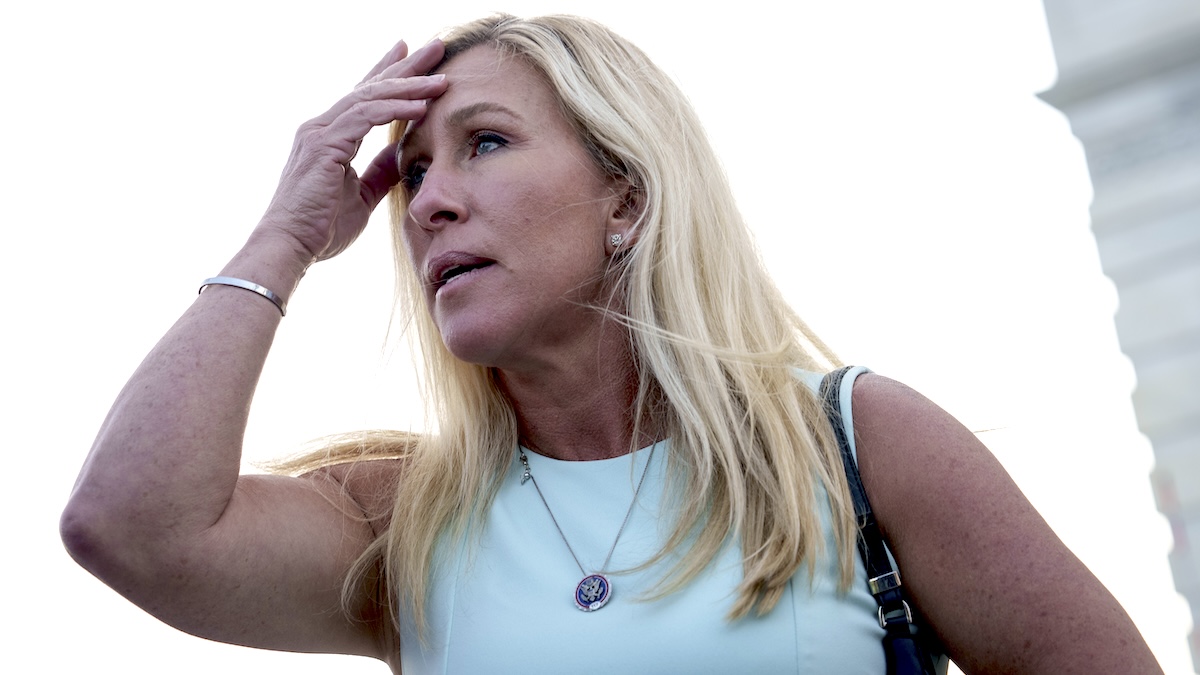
[518,444,656,612]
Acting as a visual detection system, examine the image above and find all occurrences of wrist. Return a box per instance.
[199,277,287,316]
[219,229,315,306]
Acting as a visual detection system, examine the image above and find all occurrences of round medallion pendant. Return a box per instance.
[575,574,612,612]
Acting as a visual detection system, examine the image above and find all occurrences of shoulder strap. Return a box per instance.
[820,367,933,660]
[820,368,941,674]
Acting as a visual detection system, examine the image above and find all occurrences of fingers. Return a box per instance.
[274,38,447,211]
[302,75,447,172]
[320,96,436,166]
[310,39,446,130]
[364,39,445,85]
[315,74,446,126]
[359,40,410,85]
[359,141,402,209]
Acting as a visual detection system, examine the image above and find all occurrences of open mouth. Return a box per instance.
[439,262,491,287]
[429,254,496,291]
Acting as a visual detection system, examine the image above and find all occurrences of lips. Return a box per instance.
[427,252,496,291]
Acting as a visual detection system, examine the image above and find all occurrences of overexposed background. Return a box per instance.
[2,0,1189,672]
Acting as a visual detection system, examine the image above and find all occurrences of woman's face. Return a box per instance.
[399,46,625,372]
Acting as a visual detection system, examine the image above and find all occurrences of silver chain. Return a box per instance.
[518,444,656,577]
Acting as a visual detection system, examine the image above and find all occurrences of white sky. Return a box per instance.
[2,1,1191,672]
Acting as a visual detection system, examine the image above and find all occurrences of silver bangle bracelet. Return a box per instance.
[198,276,287,316]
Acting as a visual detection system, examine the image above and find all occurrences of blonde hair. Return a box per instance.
[322,14,856,638]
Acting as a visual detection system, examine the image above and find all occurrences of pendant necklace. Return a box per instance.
[518,444,656,612]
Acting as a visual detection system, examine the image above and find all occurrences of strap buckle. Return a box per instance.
[867,571,901,595]
[878,600,914,629]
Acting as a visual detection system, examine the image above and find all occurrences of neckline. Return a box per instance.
[517,440,666,466]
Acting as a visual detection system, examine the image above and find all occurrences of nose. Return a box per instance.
[406,164,469,231]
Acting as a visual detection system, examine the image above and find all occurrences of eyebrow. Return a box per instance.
[401,101,524,148]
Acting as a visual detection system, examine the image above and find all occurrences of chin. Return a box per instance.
[435,319,513,369]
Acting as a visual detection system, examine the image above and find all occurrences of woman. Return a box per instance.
[61,14,1160,673]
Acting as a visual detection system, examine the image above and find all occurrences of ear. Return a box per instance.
[605,179,643,254]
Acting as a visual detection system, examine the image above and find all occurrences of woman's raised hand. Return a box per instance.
[60,41,451,659]
[258,39,448,264]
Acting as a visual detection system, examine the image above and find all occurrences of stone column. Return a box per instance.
[1039,0,1200,669]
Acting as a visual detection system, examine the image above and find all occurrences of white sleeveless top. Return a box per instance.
[399,367,890,673]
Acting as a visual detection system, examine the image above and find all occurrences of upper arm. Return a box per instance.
[92,462,402,661]
[850,374,1160,674]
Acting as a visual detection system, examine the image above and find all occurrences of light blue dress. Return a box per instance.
[399,367,895,673]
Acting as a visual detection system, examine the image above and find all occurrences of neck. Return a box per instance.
[496,328,660,462]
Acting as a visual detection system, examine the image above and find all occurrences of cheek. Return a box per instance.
[401,217,431,279]
[509,174,610,239]
[401,211,425,250]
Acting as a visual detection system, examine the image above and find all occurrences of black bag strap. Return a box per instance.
[820,366,938,675]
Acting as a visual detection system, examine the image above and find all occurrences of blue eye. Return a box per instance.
[401,164,427,191]
[473,132,506,156]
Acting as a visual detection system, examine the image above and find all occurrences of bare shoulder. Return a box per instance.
[849,374,1000,520]
[848,373,1161,674]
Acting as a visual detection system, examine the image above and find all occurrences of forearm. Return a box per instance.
[62,231,311,566]
[57,40,447,659]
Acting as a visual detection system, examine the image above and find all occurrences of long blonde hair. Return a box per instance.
[309,14,856,639]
